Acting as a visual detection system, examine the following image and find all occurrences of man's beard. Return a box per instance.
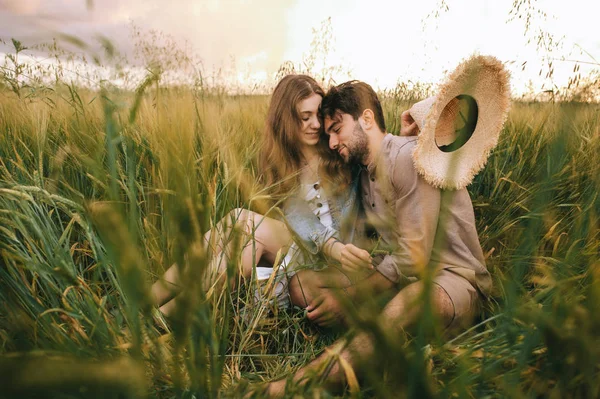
[342,122,369,165]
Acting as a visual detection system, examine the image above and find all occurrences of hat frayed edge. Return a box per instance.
[412,54,511,190]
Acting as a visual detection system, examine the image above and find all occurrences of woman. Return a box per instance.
[151,75,372,323]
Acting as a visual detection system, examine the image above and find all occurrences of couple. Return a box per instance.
[152,55,507,393]
[151,74,419,324]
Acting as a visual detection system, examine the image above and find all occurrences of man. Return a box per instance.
[285,97,421,328]
[267,80,492,395]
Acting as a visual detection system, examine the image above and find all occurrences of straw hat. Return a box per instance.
[410,55,511,190]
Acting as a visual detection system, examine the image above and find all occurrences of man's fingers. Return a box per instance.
[312,303,341,327]
[401,110,414,124]
[307,306,325,322]
[400,110,419,136]
[307,294,330,322]
[309,305,335,326]
[316,314,336,327]
[401,121,419,137]
[307,291,347,327]
[306,295,325,312]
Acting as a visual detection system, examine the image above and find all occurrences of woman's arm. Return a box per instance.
[283,181,372,270]
[282,195,338,255]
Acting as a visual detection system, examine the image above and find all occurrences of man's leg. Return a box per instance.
[288,268,396,327]
[267,280,455,396]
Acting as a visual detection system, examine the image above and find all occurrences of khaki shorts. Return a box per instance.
[433,269,482,332]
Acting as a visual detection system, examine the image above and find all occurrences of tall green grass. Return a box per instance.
[0,65,599,398]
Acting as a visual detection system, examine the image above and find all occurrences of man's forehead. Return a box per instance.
[324,111,344,125]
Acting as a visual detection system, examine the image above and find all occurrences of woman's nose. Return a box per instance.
[311,116,320,129]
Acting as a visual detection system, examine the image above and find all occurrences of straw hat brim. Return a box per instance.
[410,55,511,190]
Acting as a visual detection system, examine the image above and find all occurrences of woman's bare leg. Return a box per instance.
[150,208,292,315]
[151,264,184,309]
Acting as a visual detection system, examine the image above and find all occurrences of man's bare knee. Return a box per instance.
[431,285,455,328]
[379,282,455,333]
[378,283,422,332]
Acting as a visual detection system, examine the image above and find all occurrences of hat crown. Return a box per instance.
[409,55,511,190]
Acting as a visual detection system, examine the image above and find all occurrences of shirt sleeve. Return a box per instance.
[282,194,339,255]
[373,147,441,284]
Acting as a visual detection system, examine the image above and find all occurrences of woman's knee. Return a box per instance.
[288,274,311,308]
[288,270,328,308]
[228,208,265,233]
[227,208,250,226]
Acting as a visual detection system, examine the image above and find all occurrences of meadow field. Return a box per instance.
[0,65,599,398]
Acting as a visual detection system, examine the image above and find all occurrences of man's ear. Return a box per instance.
[360,109,375,130]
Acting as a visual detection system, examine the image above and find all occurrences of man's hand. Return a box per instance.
[400,110,419,136]
[306,290,348,327]
[330,242,373,272]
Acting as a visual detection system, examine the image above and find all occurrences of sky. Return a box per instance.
[0,0,598,95]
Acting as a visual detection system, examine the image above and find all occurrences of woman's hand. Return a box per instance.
[326,239,373,272]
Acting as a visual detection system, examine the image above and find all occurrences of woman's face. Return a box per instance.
[295,93,322,150]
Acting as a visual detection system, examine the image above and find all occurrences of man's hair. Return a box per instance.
[321,80,386,132]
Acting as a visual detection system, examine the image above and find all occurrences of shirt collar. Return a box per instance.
[365,133,393,175]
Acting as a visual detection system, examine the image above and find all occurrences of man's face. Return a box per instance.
[324,111,370,165]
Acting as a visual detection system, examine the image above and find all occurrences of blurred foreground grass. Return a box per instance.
[0,77,599,398]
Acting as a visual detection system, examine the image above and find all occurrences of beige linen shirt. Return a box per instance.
[360,134,492,295]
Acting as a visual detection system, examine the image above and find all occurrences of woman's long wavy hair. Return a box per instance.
[260,75,351,201]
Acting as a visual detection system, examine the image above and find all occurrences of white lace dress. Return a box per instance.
[254,181,333,308]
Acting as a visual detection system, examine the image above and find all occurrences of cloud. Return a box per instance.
[0,0,42,15]
[0,0,296,76]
